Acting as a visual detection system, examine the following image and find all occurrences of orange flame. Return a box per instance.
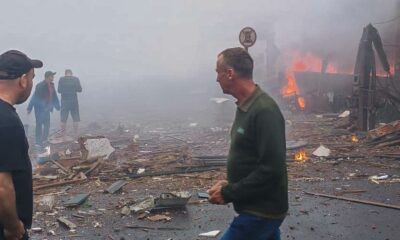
[294,149,308,161]
[281,52,340,110]
[351,134,359,143]
[281,71,298,97]
[297,97,306,110]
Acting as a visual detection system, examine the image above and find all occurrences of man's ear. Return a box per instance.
[226,68,234,80]
[19,74,29,89]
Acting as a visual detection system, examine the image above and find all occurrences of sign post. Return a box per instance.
[239,27,257,51]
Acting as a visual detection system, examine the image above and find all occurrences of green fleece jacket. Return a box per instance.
[221,86,288,219]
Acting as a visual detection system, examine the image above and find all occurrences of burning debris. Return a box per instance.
[351,134,359,143]
[294,149,308,161]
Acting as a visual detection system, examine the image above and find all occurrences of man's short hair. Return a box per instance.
[219,47,253,79]
[65,69,73,75]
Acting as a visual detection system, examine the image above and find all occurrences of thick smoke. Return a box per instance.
[1,0,398,124]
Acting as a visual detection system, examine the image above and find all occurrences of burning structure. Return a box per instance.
[278,23,400,131]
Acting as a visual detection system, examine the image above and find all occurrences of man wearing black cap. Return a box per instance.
[0,50,42,239]
[27,71,60,146]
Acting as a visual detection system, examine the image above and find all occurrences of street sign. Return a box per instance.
[239,27,257,50]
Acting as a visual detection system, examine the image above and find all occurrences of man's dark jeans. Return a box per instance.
[35,109,50,146]
[220,213,283,240]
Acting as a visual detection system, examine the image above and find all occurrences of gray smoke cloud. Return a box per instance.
[1,0,398,123]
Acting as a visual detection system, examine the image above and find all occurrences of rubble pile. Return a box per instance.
[28,117,400,239]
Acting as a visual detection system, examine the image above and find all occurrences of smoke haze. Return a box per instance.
[1,0,398,125]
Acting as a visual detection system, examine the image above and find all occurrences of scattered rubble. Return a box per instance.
[28,116,400,239]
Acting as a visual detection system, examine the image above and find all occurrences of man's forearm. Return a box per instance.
[0,182,21,230]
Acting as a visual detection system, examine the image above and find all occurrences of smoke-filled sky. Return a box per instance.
[1,0,399,123]
[1,0,398,80]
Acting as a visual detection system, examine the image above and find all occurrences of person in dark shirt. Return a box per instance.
[58,69,82,137]
[0,50,43,239]
[208,48,288,240]
[27,71,60,146]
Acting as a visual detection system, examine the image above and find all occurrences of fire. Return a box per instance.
[294,149,308,161]
[281,71,298,96]
[281,51,339,110]
[351,134,359,143]
[297,97,306,110]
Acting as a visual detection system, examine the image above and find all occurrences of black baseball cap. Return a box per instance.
[45,71,56,78]
[0,50,43,80]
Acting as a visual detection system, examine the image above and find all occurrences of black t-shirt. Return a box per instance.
[0,99,33,229]
[58,76,82,103]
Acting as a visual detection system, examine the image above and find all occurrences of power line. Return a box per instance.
[373,15,400,25]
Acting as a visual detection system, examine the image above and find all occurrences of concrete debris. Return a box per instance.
[369,174,389,181]
[155,191,191,208]
[197,192,210,199]
[121,206,131,216]
[31,227,43,233]
[93,221,102,228]
[339,110,350,118]
[130,197,155,213]
[28,113,400,239]
[105,180,127,194]
[147,214,172,222]
[38,195,55,212]
[199,230,221,237]
[312,145,331,157]
[57,217,77,230]
[79,136,115,160]
[63,193,90,207]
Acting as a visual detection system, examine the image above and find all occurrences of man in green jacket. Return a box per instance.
[208,47,288,240]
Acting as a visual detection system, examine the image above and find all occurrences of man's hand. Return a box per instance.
[3,220,25,240]
[207,180,228,205]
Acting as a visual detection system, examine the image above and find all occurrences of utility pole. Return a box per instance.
[394,0,400,80]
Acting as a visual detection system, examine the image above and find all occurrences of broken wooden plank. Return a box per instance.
[286,140,308,150]
[105,180,127,194]
[64,193,90,207]
[373,139,400,149]
[33,179,86,191]
[304,191,400,210]
[335,190,367,195]
[368,120,400,140]
[50,160,70,174]
[125,225,185,231]
[84,159,103,176]
[192,155,227,160]
[128,167,221,179]
[57,217,77,229]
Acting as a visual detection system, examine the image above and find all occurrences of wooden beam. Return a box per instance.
[304,191,400,210]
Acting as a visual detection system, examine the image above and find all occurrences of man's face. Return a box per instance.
[16,69,35,104]
[216,55,232,94]
[47,75,54,82]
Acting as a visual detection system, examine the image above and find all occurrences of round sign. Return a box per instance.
[239,27,257,48]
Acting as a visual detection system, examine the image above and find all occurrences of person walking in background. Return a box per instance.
[27,71,60,147]
[58,69,82,137]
